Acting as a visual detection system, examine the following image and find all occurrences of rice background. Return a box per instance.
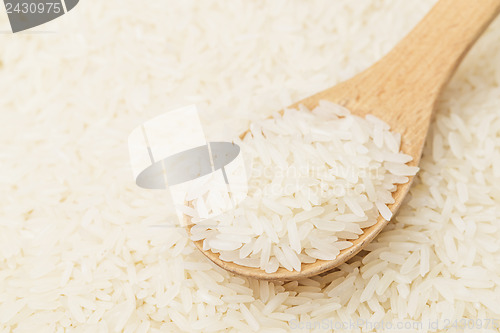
[1,0,500,332]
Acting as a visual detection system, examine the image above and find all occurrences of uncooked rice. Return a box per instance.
[1,0,500,332]
[189,102,417,272]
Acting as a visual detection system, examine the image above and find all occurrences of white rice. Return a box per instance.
[189,103,417,272]
[1,0,500,331]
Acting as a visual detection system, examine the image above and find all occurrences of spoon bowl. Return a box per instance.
[186,0,500,280]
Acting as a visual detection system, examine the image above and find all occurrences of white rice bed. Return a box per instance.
[0,0,500,332]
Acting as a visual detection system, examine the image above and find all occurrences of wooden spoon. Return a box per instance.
[186,0,500,280]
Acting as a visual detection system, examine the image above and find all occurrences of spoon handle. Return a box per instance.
[318,0,500,162]
[371,0,500,104]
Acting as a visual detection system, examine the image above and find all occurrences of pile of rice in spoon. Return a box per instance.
[189,100,418,273]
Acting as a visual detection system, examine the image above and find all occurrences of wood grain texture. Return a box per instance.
[187,0,500,280]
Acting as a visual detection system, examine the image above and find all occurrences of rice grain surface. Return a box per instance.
[1,0,500,331]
